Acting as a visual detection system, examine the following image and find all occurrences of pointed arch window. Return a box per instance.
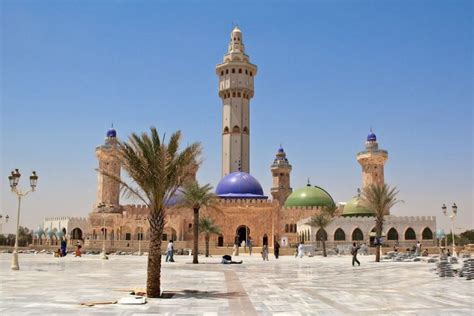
[243,127,249,134]
[232,125,241,133]
[352,228,364,241]
[334,228,345,241]
[239,68,242,74]
[404,227,416,240]
[223,126,229,134]
[387,228,399,240]
[422,227,433,240]
[232,68,235,74]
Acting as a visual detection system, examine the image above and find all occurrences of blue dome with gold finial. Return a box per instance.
[215,171,267,199]
[367,130,376,142]
[107,128,117,138]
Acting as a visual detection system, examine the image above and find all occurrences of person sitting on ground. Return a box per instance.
[54,248,61,257]
[221,255,242,264]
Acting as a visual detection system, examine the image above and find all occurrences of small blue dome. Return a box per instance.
[215,171,267,199]
[107,128,117,138]
[367,131,376,142]
[278,147,284,153]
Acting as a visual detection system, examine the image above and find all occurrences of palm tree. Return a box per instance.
[180,181,217,264]
[306,204,337,257]
[100,127,201,298]
[360,184,402,262]
[199,216,221,257]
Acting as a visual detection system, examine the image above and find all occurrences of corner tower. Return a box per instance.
[271,147,292,205]
[356,130,388,188]
[216,26,257,177]
[95,127,121,212]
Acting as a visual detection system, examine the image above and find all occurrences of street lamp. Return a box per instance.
[97,202,109,260]
[442,203,458,257]
[0,214,9,235]
[8,169,38,270]
[136,217,145,256]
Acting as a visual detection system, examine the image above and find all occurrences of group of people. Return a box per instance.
[260,241,281,261]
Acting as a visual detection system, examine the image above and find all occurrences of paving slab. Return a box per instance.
[0,253,472,315]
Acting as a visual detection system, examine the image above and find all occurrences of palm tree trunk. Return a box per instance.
[322,239,327,257]
[205,234,210,257]
[375,217,383,262]
[147,216,163,298]
[193,208,199,264]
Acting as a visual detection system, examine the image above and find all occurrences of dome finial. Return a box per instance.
[357,188,361,197]
[307,178,311,187]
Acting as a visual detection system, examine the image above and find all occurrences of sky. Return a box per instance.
[1,0,472,234]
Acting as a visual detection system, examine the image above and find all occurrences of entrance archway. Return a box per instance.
[263,234,268,246]
[71,228,83,240]
[218,234,224,247]
[236,226,250,246]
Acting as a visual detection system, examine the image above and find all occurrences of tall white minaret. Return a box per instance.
[216,26,257,177]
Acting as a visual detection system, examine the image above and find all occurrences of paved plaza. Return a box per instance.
[0,253,473,315]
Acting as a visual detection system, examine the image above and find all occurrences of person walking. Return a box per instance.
[261,244,269,261]
[351,242,360,266]
[166,240,174,262]
[415,241,422,256]
[274,240,280,259]
[297,242,305,258]
[233,234,240,256]
[60,238,67,257]
[247,237,253,256]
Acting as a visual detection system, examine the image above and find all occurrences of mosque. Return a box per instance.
[33,27,437,252]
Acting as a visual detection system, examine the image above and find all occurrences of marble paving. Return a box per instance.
[0,253,472,315]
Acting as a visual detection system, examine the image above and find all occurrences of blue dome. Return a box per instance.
[278,147,284,153]
[215,172,267,199]
[367,132,376,142]
[107,128,117,138]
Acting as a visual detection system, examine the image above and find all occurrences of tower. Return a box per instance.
[216,26,257,177]
[95,127,121,212]
[271,146,292,205]
[356,130,388,189]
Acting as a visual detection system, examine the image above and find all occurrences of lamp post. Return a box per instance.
[8,169,38,270]
[135,217,145,256]
[97,202,108,260]
[442,203,458,257]
[0,214,9,235]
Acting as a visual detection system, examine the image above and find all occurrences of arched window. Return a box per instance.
[243,127,248,134]
[225,69,229,74]
[422,227,433,240]
[387,228,399,240]
[250,71,253,77]
[223,126,229,134]
[245,69,248,75]
[232,68,235,73]
[239,68,242,73]
[334,228,345,241]
[232,92,236,97]
[285,224,289,233]
[352,228,364,241]
[237,92,241,97]
[232,125,241,133]
[263,234,268,246]
[316,229,327,241]
[404,227,416,240]
[220,71,224,76]
[218,234,224,247]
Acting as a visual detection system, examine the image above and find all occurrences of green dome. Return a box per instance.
[284,185,335,207]
[342,196,374,217]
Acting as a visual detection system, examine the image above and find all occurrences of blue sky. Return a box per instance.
[1,0,472,233]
